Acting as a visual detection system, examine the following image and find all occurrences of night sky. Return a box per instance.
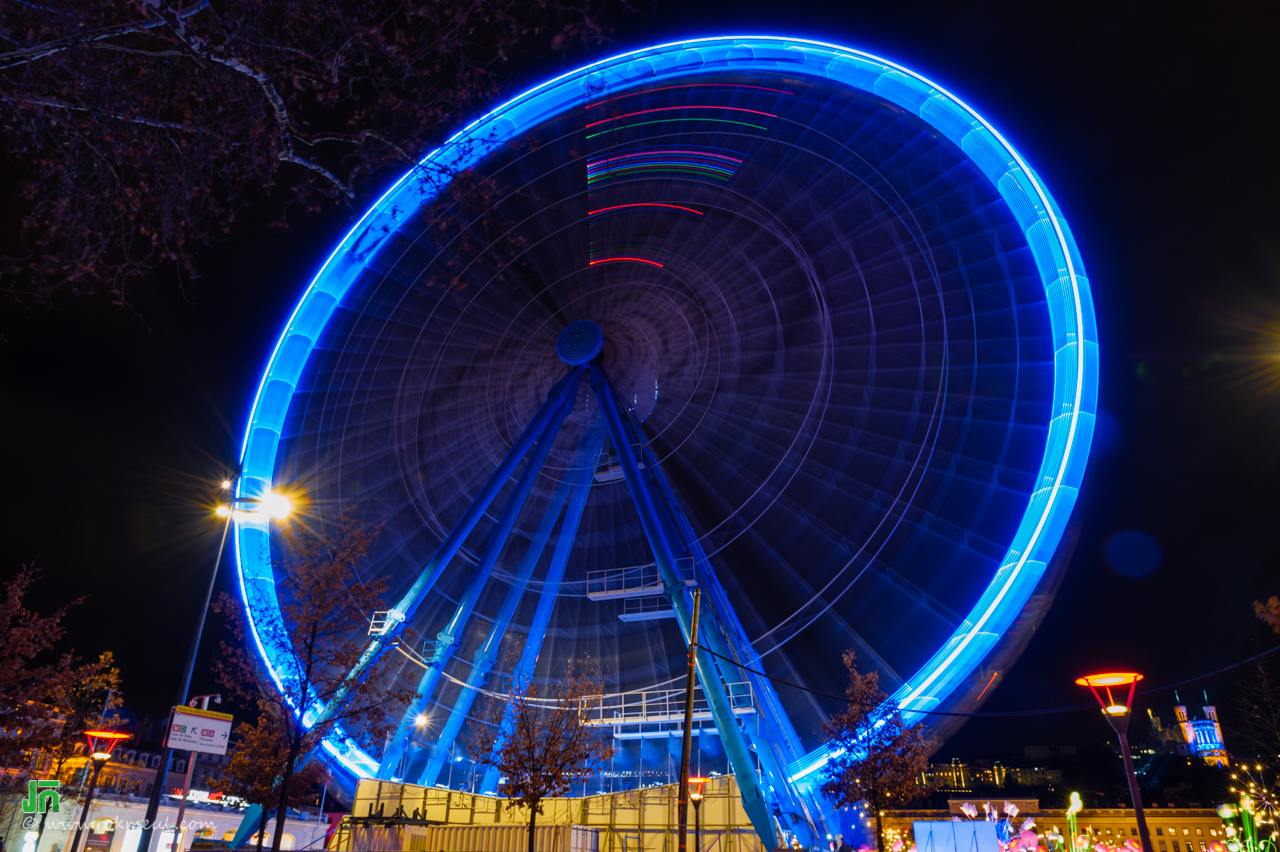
[2,0,1278,758]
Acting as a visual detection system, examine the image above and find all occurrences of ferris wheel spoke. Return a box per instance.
[307,368,583,731]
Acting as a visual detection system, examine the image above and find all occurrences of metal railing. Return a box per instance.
[586,564,662,599]
[581,682,755,726]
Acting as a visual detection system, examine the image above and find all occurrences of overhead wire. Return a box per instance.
[698,642,1280,720]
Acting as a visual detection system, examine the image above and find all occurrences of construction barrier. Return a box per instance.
[334,776,770,852]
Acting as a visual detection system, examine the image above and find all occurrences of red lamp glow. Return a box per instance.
[688,777,710,852]
[1075,672,1151,852]
[69,730,130,852]
[1075,672,1143,716]
[83,730,130,756]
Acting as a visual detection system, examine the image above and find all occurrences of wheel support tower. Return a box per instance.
[367,323,833,848]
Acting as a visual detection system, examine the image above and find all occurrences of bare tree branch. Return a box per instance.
[0,0,616,304]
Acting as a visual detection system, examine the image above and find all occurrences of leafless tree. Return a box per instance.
[0,0,611,305]
[468,659,613,852]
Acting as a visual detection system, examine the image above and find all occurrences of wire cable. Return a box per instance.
[699,642,1280,719]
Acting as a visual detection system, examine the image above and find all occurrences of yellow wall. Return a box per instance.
[339,776,770,852]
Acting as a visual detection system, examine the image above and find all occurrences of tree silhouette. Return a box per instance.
[0,565,118,771]
[821,651,933,851]
[215,517,412,852]
[221,709,329,851]
[468,660,613,852]
[0,0,609,304]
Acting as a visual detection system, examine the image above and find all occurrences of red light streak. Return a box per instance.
[588,149,742,167]
[588,203,703,216]
[974,671,999,702]
[588,257,665,267]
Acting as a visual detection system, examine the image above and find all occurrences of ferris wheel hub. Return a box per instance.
[556,321,604,366]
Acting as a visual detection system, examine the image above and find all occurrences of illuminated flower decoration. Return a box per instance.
[1021,819,1037,833]
[985,803,995,820]
[1074,835,1092,852]
[1012,830,1040,852]
[1235,766,1280,828]
[961,803,980,820]
[892,841,905,852]
[1005,802,1020,819]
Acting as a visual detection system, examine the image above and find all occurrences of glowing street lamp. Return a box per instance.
[215,490,293,521]
[138,478,293,852]
[689,778,709,852]
[1076,673,1153,852]
[69,730,130,852]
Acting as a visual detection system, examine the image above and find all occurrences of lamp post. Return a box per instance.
[689,777,709,852]
[677,589,702,852]
[1076,672,1152,852]
[137,481,291,852]
[69,730,130,852]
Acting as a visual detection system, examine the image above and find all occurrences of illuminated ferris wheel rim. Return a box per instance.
[232,34,1098,781]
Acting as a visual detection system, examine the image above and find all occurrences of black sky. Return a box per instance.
[2,0,1278,754]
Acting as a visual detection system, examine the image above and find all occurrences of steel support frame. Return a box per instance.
[589,366,778,847]
[357,363,823,849]
[478,423,606,794]
[377,371,583,779]
[420,424,605,787]
[621,408,837,844]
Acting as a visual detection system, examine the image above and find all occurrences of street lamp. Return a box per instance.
[69,730,130,852]
[137,480,292,852]
[689,777,709,852]
[1076,672,1153,852]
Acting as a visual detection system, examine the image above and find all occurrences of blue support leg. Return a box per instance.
[589,366,778,848]
[307,368,586,732]
[378,371,583,779]
[479,422,605,794]
[418,421,604,787]
[623,410,836,845]
[415,478,573,787]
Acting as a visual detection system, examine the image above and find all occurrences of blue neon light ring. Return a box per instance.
[234,35,1098,780]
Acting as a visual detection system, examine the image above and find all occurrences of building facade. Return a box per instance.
[1149,699,1229,768]
[0,796,327,852]
[920,760,1065,793]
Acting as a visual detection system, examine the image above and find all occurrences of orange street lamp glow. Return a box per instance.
[71,729,130,852]
[1075,672,1143,713]
[84,729,130,752]
[1076,672,1151,852]
[1074,672,1143,687]
[688,777,710,852]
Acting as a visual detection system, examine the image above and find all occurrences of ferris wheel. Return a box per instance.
[232,35,1097,847]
